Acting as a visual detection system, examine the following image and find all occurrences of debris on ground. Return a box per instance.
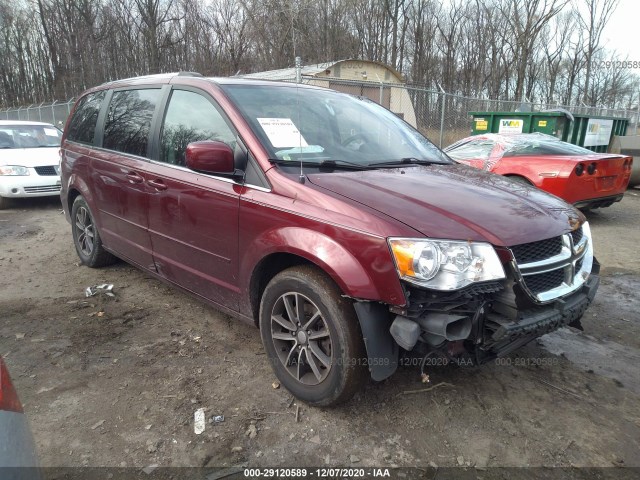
[209,415,224,424]
[194,408,206,435]
[90,420,105,430]
[245,424,258,439]
[398,382,455,396]
[85,284,115,298]
[272,381,280,389]
[142,464,159,475]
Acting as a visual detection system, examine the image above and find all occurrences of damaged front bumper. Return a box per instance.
[354,259,600,381]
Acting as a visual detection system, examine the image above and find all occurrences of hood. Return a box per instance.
[307,164,583,247]
[0,147,59,167]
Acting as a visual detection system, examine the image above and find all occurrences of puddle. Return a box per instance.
[539,327,640,395]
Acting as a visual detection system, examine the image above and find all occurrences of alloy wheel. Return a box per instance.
[75,206,95,256]
[270,292,333,385]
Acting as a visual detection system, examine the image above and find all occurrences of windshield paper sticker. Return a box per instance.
[44,128,58,136]
[257,118,308,148]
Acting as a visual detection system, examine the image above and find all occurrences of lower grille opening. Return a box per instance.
[24,185,61,193]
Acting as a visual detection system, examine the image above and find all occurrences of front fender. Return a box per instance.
[240,226,405,306]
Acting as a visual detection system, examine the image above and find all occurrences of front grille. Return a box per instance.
[575,257,584,272]
[35,166,57,176]
[510,236,563,264]
[571,227,583,246]
[24,185,61,193]
[523,269,565,294]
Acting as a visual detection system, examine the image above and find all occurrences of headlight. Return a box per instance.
[388,238,505,290]
[0,166,30,176]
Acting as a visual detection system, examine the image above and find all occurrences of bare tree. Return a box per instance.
[0,0,637,112]
[578,0,620,103]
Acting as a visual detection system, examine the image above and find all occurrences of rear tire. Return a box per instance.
[259,265,367,407]
[71,196,117,268]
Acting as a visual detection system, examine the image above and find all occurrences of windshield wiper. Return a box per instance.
[368,157,444,167]
[269,158,369,170]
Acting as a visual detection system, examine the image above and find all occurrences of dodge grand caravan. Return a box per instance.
[60,73,599,406]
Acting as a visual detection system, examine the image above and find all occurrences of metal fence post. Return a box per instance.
[636,90,640,133]
[438,86,446,148]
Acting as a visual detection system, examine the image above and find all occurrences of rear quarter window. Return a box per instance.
[66,91,106,144]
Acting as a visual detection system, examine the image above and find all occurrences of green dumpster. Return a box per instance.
[469,111,629,153]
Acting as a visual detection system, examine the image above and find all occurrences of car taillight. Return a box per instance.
[575,163,585,176]
[587,163,597,175]
[0,357,23,413]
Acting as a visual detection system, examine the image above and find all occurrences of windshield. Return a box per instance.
[221,84,451,167]
[0,124,62,149]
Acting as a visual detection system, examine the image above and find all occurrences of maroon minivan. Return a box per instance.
[60,73,599,406]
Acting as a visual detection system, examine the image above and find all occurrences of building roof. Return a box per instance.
[240,61,336,81]
[240,59,404,83]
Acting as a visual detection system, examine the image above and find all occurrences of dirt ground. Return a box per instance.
[1,190,639,470]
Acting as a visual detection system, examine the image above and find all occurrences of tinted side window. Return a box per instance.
[67,91,106,144]
[103,89,161,157]
[160,90,235,166]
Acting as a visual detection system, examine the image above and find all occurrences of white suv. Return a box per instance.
[0,120,62,209]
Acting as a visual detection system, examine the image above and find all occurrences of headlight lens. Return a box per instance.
[388,238,505,290]
[0,166,30,176]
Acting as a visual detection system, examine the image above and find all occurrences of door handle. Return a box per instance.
[147,179,168,191]
[125,172,144,184]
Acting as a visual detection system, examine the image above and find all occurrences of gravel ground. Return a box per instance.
[0,190,639,470]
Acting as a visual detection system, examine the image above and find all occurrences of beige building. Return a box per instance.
[241,59,417,127]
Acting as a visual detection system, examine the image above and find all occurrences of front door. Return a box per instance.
[145,88,241,309]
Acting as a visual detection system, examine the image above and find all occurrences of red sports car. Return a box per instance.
[445,133,633,209]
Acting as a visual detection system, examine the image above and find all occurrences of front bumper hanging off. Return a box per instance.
[354,261,600,382]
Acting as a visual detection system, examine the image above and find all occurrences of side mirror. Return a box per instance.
[185,141,235,175]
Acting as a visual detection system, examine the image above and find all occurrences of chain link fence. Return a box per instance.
[0,99,75,129]
[1,79,637,147]
[296,77,638,147]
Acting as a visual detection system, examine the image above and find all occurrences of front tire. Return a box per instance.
[259,266,367,407]
[71,196,117,268]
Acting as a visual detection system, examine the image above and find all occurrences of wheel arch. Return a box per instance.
[249,252,315,325]
[244,227,387,324]
[65,175,97,219]
[504,173,535,185]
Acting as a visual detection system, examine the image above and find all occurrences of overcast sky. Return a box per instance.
[601,0,640,60]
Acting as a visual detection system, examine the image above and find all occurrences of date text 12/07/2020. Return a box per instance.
[244,468,393,477]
